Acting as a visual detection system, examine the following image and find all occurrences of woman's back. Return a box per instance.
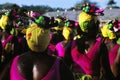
[10,51,74,80]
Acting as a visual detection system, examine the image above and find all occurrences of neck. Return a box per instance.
[30,49,48,54]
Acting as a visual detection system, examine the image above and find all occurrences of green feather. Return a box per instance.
[108,23,113,29]
[10,28,15,35]
[18,21,22,25]
[35,16,45,25]
[5,11,10,16]
[86,6,90,9]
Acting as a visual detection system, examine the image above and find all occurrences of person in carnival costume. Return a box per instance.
[51,14,65,31]
[50,14,66,41]
[54,19,77,68]
[48,16,65,56]
[100,19,120,80]
[0,28,3,70]
[0,7,20,79]
[64,2,106,80]
[55,19,76,57]
[0,6,21,57]
[10,15,74,80]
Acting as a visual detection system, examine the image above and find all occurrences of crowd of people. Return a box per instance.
[0,2,120,80]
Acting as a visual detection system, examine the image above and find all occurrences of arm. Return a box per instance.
[60,59,74,80]
[114,51,120,78]
[100,43,114,80]
[64,40,73,68]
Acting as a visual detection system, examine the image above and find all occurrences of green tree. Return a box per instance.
[69,0,98,10]
[1,3,17,9]
[107,0,116,6]
[107,0,119,9]
[0,3,64,14]
[74,0,90,10]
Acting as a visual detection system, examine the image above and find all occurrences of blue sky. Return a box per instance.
[0,0,120,9]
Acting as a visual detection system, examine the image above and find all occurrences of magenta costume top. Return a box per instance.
[10,56,61,80]
[2,34,13,48]
[48,43,56,56]
[109,44,120,66]
[71,38,101,75]
[48,33,57,56]
[56,42,65,58]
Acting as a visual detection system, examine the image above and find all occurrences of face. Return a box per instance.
[80,21,89,32]
[80,19,99,33]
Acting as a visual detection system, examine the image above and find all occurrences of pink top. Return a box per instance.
[18,37,23,43]
[10,56,60,80]
[56,42,65,58]
[48,43,56,56]
[109,44,120,65]
[10,56,25,80]
[2,34,13,48]
[71,38,101,75]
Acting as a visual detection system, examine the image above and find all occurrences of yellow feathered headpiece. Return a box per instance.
[78,12,98,32]
[78,3,104,32]
[26,23,50,52]
[0,15,9,30]
[101,21,117,40]
[62,27,72,40]
[52,17,64,31]
[62,20,76,40]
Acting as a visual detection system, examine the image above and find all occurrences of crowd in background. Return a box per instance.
[0,2,120,80]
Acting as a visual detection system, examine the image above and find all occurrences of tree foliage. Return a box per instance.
[107,0,119,9]
[107,0,116,6]
[0,3,64,14]
[69,0,98,10]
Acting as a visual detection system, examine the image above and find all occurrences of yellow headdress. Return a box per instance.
[62,27,72,40]
[78,3,104,32]
[62,20,75,40]
[101,21,117,40]
[26,23,50,52]
[0,15,9,30]
[78,12,98,32]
